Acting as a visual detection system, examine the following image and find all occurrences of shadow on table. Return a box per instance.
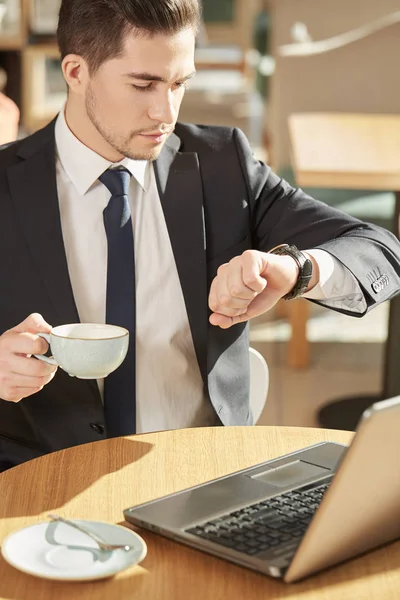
[0,437,153,518]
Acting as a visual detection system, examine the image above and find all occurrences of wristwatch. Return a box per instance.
[269,244,313,300]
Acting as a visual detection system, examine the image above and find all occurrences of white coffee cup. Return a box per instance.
[34,323,129,379]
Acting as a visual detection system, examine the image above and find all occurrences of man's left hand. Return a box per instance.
[209,250,317,329]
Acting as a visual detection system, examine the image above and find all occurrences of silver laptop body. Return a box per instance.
[124,397,400,583]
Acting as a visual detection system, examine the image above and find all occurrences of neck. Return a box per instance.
[64,97,124,163]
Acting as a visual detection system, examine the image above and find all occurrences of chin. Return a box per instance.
[124,145,164,162]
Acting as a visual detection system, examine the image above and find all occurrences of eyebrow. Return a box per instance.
[124,70,197,83]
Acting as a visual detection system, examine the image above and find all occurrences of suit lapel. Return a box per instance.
[7,123,101,402]
[7,124,79,326]
[154,135,208,382]
[7,124,208,396]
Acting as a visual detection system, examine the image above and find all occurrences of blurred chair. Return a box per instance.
[288,111,400,430]
[268,8,400,367]
[270,4,400,172]
[249,347,269,424]
[286,112,398,371]
[201,0,260,55]
[180,0,265,148]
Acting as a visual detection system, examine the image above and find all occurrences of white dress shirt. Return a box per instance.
[54,108,364,433]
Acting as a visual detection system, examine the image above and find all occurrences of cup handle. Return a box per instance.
[33,333,58,366]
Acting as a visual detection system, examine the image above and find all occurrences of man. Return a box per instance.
[0,0,399,470]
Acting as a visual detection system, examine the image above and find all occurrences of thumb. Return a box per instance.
[12,313,53,335]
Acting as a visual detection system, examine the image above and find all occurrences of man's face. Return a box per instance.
[84,28,196,161]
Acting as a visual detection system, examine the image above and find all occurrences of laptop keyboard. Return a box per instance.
[186,482,330,557]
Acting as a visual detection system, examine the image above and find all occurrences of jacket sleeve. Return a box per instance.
[233,128,400,315]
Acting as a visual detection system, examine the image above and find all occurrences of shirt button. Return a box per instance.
[90,423,105,435]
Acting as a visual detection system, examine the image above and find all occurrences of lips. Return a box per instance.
[139,131,170,143]
[141,131,169,137]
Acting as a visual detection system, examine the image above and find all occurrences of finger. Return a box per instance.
[209,266,238,314]
[208,276,221,314]
[209,312,249,329]
[241,251,268,293]
[227,258,259,302]
[13,313,52,335]
[2,331,49,356]
[4,371,55,390]
[215,288,249,317]
[9,354,57,377]
[2,385,45,403]
[0,369,57,402]
[210,284,283,329]
[210,264,250,316]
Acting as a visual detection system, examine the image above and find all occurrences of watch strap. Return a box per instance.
[269,244,313,300]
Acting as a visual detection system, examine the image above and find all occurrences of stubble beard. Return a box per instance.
[85,86,167,161]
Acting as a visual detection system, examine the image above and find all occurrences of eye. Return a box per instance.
[131,81,188,92]
[173,81,188,91]
[131,83,154,92]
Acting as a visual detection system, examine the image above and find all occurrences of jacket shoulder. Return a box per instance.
[0,139,24,168]
[174,122,244,154]
[0,119,56,170]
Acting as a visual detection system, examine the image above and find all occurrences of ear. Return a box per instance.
[61,54,89,95]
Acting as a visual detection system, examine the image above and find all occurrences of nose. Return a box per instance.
[147,89,177,125]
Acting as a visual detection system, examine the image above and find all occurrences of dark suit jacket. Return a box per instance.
[1,120,399,469]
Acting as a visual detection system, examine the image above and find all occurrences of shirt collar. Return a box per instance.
[54,106,148,195]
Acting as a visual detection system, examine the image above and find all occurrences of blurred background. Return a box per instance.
[1,0,400,430]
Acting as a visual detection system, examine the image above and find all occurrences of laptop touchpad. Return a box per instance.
[250,460,330,487]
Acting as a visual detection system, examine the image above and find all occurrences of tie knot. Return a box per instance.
[99,167,131,197]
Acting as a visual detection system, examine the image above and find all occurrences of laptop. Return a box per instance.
[124,396,400,583]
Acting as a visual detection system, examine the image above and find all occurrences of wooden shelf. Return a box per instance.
[0,0,29,49]
[0,36,24,51]
[21,42,63,132]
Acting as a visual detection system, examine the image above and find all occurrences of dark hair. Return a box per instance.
[57,0,201,74]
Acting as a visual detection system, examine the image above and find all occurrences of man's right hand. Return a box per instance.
[0,314,57,403]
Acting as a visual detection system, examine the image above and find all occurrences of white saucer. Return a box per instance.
[1,519,147,581]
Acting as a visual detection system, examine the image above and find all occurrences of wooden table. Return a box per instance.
[289,113,400,191]
[288,113,400,422]
[1,426,399,599]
